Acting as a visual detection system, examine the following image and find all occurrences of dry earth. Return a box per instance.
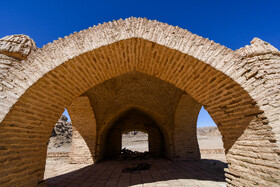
[121,131,149,152]
[197,127,226,162]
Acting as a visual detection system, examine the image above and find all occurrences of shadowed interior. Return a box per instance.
[104,109,165,159]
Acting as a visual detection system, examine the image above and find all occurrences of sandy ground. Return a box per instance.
[47,139,71,153]
[198,136,226,162]
[44,157,88,179]
[198,136,224,150]
[122,133,149,152]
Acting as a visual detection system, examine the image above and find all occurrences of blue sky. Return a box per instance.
[62,107,216,127]
[1,0,279,127]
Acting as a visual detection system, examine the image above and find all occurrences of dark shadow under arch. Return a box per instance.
[103,109,167,160]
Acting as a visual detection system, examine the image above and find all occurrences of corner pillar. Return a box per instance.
[173,94,202,160]
[67,96,97,164]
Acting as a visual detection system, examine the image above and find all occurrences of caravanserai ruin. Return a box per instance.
[0,17,279,186]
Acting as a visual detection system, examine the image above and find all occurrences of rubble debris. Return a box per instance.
[122,163,151,173]
[119,147,152,160]
[48,115,72,148]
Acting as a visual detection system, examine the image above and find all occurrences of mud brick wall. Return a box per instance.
[67,96,96,164]
[0,18,279,186]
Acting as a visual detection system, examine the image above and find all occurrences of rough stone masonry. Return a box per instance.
[0,17,279,186]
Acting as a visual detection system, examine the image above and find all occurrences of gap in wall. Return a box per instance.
[122,131,149,152]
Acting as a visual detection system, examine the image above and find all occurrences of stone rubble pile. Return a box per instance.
[119,147,152,160]
[122,163,151,174]
[49,115,72,148]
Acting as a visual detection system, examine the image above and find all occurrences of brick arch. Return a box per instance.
[97,105,173,160]
[0,17,240,123]
[0,18,279,186]
[97,105,170,142]
[83,71,183,127]
[67,96,96,164]
[103,109,166,159]
[98,106,168,134]
[82,71,184,160]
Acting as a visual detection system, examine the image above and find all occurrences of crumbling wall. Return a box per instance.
[223,38,280,186]
[48,115,72,149]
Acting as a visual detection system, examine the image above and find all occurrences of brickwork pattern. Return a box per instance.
[83,72,197,160]
[70,128,93,164]
[0,18,279,186]
[69,72,200,161]
[174,94,202,160]
[67,96,96,164]
[84,71,183,130]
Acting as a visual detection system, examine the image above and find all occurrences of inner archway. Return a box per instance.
[104,109,165,159]
[197,107,226,162]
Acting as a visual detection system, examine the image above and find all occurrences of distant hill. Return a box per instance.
[197,126,221,137]
[48,115,72,153]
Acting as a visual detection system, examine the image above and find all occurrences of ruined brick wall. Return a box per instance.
[0,18,279,186]
[223,38,280,186]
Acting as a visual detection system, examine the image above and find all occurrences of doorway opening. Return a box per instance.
[44,109,92,180]
[122,131,149,152]
[104,109,166,159]
[197,106,227,163]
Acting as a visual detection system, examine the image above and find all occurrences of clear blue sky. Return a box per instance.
[1,0,279,127]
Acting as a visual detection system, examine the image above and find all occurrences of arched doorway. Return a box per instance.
[104,109,165,159]
[0,18,279,186]
[122,131,149,152]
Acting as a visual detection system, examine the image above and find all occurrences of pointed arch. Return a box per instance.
[0,18,279,186]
